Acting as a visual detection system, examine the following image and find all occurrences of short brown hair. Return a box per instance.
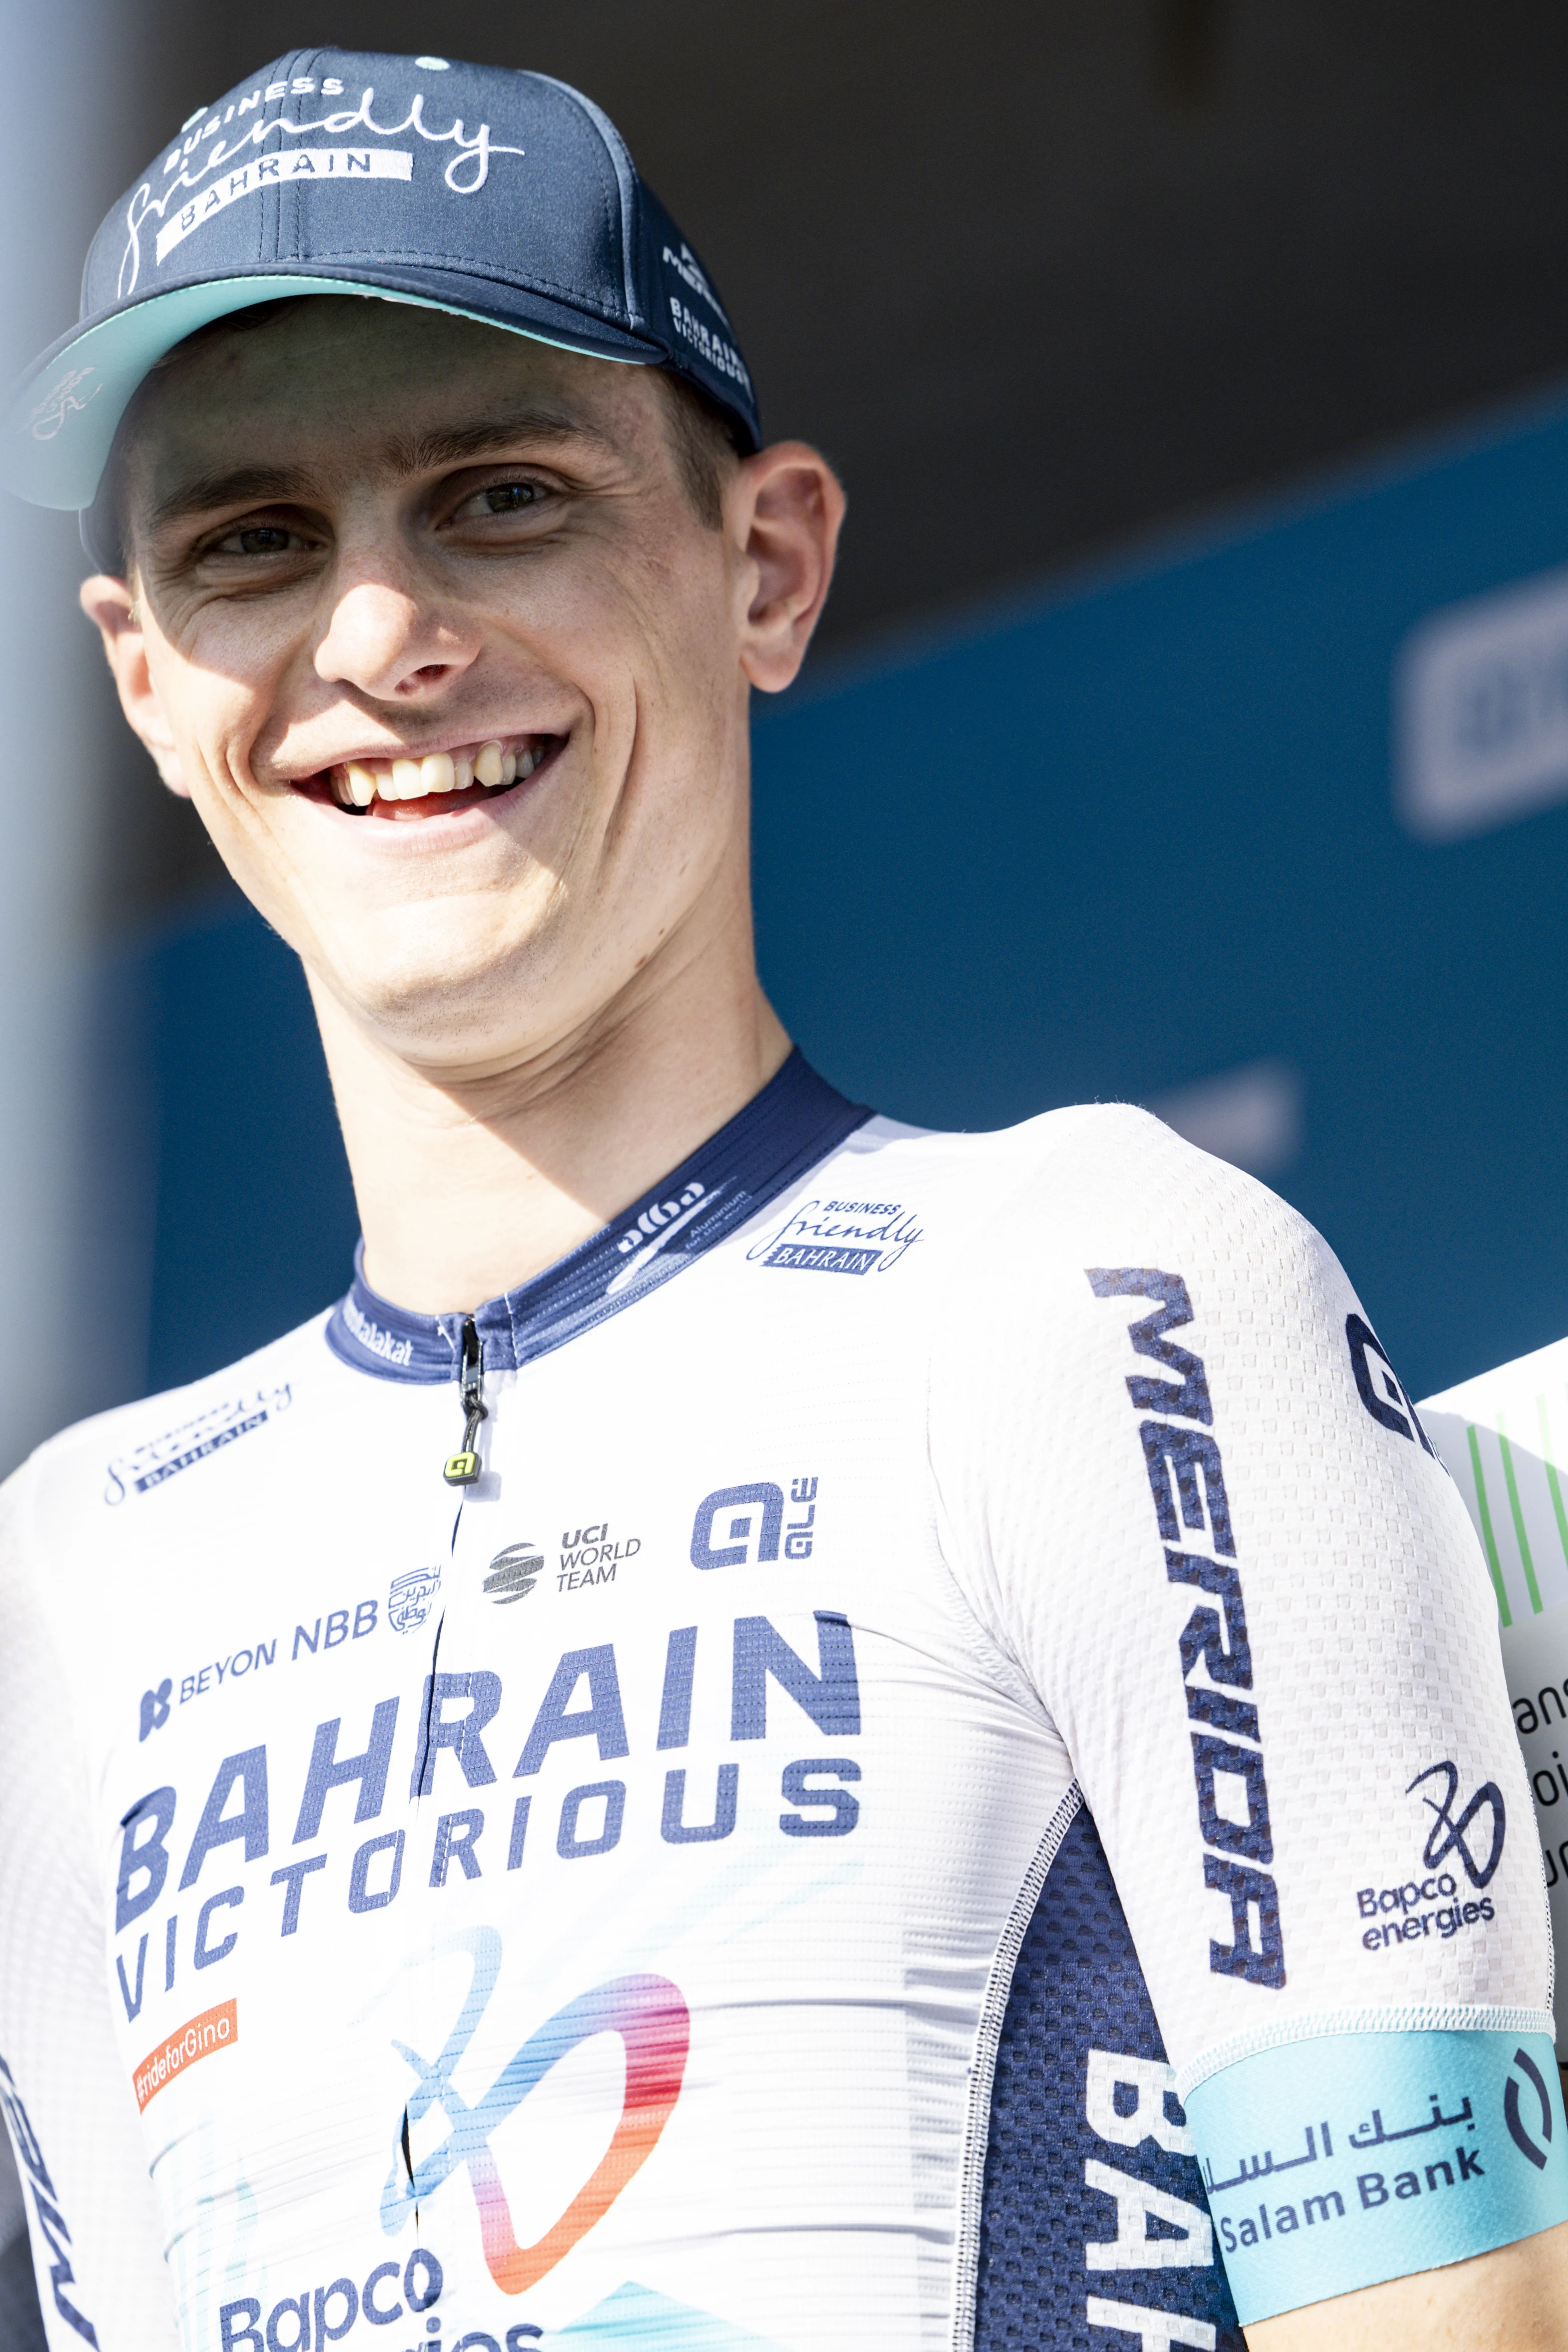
[651,369,744,533]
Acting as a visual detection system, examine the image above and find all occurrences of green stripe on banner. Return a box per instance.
[1497,1415,1543,1615]
[1185,2029,1568,2326]
[1537,1393,1568,1574]
[1469,1425,1511,1627]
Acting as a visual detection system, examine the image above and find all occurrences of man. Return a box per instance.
[0,45,1563,2352]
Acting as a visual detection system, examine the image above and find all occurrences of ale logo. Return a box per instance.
[384,1930,688,2290]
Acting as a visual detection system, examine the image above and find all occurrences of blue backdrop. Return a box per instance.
[136,384,1568,1403]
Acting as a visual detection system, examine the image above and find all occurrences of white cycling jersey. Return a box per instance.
[1,1054,1562,2352]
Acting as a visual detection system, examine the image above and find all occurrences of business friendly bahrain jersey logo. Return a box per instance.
[382,1931,689,2291]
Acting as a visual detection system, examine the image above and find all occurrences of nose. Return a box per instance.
[313,572,481,703]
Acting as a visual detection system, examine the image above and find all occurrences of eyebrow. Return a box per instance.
[144,405,619,534]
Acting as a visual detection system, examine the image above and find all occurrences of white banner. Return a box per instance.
[1395,561,1568,840]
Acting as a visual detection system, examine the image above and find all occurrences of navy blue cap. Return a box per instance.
[3,47,759,550]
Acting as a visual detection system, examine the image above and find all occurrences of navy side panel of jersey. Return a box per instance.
[975,1806,1243,2351]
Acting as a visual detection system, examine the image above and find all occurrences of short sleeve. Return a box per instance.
[929,1105,1565,2325]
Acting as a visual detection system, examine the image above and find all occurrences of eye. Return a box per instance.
[449,479,550,524]
[212,522,307,557]
[481,483,539,514]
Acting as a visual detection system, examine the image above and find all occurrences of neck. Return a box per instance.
[308,889,791,1317]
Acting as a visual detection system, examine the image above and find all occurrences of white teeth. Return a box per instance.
[326,737,543,810]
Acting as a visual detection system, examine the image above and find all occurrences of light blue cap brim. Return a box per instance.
[5,271,649,516]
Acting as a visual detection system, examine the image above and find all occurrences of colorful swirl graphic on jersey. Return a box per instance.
[385,1933,689,2293]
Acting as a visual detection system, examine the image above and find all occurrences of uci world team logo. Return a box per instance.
[384,1929,688,2291]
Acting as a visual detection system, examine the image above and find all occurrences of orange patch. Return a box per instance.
[133,1999,237,2112]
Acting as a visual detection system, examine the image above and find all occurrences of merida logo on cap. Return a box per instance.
[122,84,525,295]
[662,243,731,329]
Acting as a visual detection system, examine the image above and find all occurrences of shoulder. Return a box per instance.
[8,1308,331,1537]
[896,1102,1378,1457]
[832,1097,1317,1284]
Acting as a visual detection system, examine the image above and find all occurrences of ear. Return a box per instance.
[731,442,846,694]
[79,573,191,795]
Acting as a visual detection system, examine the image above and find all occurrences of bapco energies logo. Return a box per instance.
[384,1930,688,2291]
[1407,1760,1506,1888]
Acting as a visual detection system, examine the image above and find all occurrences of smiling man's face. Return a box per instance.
[91,295,814,1077]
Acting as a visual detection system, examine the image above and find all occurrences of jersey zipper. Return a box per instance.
[442,1315,487,1486]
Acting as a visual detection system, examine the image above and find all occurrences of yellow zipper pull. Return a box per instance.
[442,1316,487,1486]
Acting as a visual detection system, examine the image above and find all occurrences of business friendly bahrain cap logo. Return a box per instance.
[383,1931,689,2291]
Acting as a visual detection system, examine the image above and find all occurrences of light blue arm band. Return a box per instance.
[1183,2027,1568,2325]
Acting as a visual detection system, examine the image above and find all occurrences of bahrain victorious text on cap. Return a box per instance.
[3,46,760,539]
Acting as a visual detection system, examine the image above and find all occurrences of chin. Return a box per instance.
[324,921,582,1062]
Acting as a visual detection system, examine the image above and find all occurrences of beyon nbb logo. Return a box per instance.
[389,1567,442,1634]
[383,1929,688,2291]
[139,1680,173,1741]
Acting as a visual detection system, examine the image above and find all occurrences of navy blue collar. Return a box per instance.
[325,1051,870,1384]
